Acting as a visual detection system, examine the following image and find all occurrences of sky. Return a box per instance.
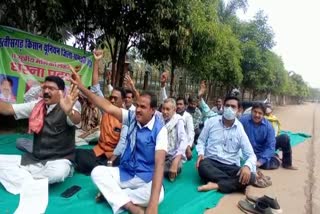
[237,0,320,88]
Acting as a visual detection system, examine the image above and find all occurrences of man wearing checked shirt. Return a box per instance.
[196,96,257,193]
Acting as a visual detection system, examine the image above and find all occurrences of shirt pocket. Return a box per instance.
[223,135,239,153]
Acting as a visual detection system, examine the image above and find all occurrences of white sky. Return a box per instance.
[237,0,320,88]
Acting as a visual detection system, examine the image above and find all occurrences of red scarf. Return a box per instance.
[28,100,46,134]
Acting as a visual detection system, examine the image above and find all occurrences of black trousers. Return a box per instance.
[75,149,119,175]
[260,134,292,169]
[276,134,292,167]
[198,158,255,193]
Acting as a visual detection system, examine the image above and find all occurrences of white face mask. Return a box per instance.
[223,106,237,120]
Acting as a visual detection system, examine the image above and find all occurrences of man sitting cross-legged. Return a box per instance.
[75,50,127,175]
[161,98,188,182]
[0,76,80,194]
[159,71,195,160]
[196,96,257,193]
[71,70,168,214]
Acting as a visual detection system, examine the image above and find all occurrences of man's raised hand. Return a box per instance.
[59,83,79,115]
[198,80,207,98]
[160,71,169,87]
[93,49,104,61]
[124,73,134,89]
[69,65,83,87]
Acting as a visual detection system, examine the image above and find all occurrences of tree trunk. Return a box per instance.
[242,88,246,101]
[252,90,257,101]
[206,80,213,102]
[115,39,129,87]
[170,64,175,97]
[111,39,119,86]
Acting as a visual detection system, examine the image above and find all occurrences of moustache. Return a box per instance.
[43,93,51,99]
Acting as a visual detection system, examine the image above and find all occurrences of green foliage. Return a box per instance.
[0,0,314,99]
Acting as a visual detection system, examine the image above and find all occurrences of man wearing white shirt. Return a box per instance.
[72,69,168,214]
[176,97,195,160]
[159,72,195,160]
[125,89,136,111]
[0,76,80,195]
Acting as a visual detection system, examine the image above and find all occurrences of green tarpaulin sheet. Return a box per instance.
[0,131,310,213]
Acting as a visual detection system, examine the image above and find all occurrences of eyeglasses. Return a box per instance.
[42,86,59,91]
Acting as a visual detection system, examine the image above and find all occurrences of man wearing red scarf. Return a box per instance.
[0,76,80,195]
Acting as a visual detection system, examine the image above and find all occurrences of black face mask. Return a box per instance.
[187,106,196,113]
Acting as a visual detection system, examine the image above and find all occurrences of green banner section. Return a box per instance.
[0,25,93,103]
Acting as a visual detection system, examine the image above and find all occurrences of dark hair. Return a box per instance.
[224,96,241,108]
[188,96,198,104]
[125,89,134,98]
[113,87,126,99]
[1,77,13,87]
[252,102,266,114]
[45,76,65,90]
[140,91,157,108]
[176,97,186,105]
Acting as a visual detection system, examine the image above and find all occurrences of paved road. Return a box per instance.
[207,102,319,214]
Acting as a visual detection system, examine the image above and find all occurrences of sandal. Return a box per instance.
[256,171,272,187]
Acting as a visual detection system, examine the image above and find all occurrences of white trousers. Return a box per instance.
[91,166,164,214]
[75,129,100,146]
[0,158,72,195]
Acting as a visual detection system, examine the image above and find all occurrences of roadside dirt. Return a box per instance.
[206,102,319,214]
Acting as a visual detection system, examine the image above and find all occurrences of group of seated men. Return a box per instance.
[0,50,296,214]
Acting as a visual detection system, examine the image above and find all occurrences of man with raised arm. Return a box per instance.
[75,50,127,175]
[197,81,218,122]
[0,76,80,194]
[71,69,168,214]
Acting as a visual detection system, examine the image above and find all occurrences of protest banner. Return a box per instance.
[0,25,93,103]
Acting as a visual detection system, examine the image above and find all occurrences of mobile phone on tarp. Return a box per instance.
[61,185,81,198]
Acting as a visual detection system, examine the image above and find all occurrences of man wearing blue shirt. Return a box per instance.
[240,103,296,169]
[196,96,257,193]
[240,103,294,170]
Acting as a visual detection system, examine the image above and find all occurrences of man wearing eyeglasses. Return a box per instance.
[75,50,127,175]
[0,76,81,195]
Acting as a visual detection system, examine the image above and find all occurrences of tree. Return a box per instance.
[237,11,276,99]
[90,0,181,87]
[138,0,194,96]
[0,0,75,42]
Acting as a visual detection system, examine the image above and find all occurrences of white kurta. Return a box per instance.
[0,101,80,195]
[91,166,164,214]
[91,109,168,214]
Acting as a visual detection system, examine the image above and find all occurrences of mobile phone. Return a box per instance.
[61,185,81,198]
